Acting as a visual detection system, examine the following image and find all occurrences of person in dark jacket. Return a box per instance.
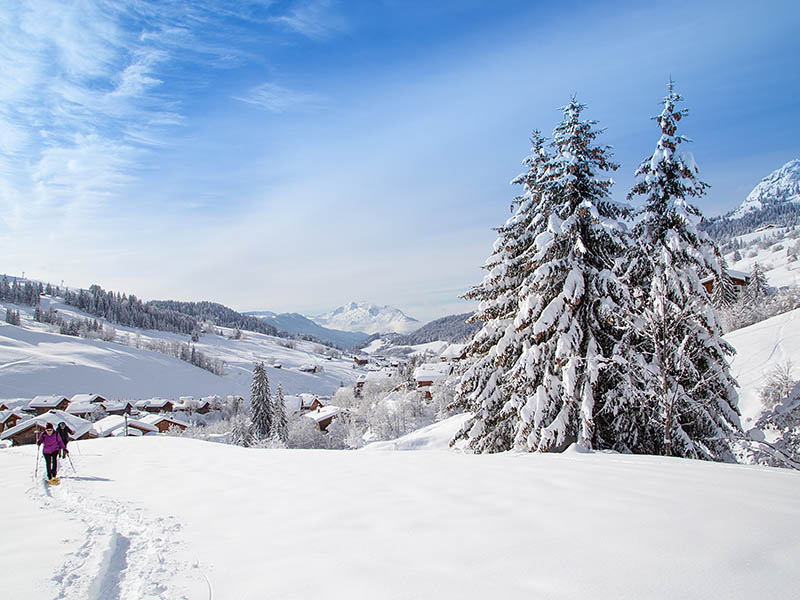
[56,422,73,458]
[37,423,66,481]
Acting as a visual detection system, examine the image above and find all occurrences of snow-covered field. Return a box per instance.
[2,435,798,600]
[0,296,359,401]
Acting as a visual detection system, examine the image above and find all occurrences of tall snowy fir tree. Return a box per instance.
[507,99,631,453]
[624,81,741,461]
[455,100,634,453]
[271,384,289,444]
[746,263,769,303]
[451,132,553,452]
[250,362,273,442]
[710,254,738,309]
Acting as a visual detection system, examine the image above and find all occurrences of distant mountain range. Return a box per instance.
[311,301,420,335]
[245,311,369,349]
[731,159,800,219]
[702,159,800,239]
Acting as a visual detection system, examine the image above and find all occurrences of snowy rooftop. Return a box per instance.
[0,409,26,423]
[413,362,452,382]
[358,368,397,383]
[65,402,101,415]
[302,405,341,424]
[139,414,189,428]
[69,393,106,404]
[94,415,158,437]
[439,343,468,360]
[29,395,69,408]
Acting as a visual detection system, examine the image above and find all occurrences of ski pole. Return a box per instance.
[66,452,77,474]
[34,447,40,480]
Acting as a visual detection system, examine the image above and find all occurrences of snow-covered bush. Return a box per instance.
[760,361,796,410]
[287,412,329,449]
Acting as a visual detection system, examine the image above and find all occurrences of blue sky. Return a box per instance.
[1,0,798,322]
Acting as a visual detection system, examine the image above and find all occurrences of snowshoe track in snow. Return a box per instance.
[30,478,205,600]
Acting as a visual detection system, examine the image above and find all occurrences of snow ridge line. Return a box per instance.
[28,479,201,600]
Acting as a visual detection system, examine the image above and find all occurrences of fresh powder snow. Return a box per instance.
[1,435,798,599]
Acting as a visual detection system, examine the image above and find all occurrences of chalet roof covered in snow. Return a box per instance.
[29,395,69,408]
[94,415,158,437]
[139,414,189,428]
[440,343,468,360]
[0,409,26,424]
[357,368,398,383]
[413,362,452,382]
[136,398,173,409]
[102,400,132,412]
[69,393,107,404]
[302,405,341,424]
[65,402,102,416]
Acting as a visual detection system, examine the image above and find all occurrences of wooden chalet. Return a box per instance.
[139,398,176,413]
[93,415,158,437]
[29,395,70,415]
[700,269,750,295]
[139,414,189,433]
[102,400,133,416]
[303,406,341,432]
[353,356,369,367]
[0,410,25,433]
[0,402,8,411]
[440,343,468,362]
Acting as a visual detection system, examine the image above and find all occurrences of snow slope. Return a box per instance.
[725,306,800,426]
[2,436,798,599]
[313,301,420,334]
[362,412,470,450]
[0,298,359,401]
[725,226,800,289]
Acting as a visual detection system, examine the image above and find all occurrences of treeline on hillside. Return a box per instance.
[394,312,480,345]
[150,300,278,337]
[701,203,800,241]
[1,275,338,349]
[0,276,43,306]
[63,285,198,334]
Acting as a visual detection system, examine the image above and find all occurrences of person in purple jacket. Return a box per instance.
[37,422,66,481]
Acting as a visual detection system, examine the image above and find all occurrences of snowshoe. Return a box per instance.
[47,477,60,486]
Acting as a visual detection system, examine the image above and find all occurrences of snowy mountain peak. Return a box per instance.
[732,159,800,219]
[312,302,420,334]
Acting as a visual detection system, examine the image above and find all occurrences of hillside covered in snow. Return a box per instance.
[0,294,359,401]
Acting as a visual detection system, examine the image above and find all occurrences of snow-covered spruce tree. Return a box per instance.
[624,81,740,460]
[505,99,632,453]
[451,131,554,452]
[746,263,769,303]
[250,362,273,442]
[271,384,289,444]
[711,255,738,310]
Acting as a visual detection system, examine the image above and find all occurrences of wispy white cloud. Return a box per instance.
[234,82,327,113]
[270,0,346,39]
[0,0,300,234]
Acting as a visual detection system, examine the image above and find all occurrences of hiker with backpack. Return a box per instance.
[56,422,72,458]
[37,422,66,483]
